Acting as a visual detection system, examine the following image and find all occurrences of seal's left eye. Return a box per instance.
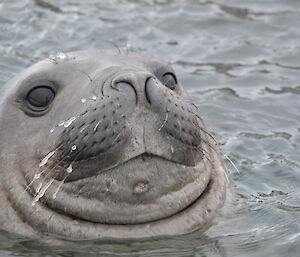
[161,72,177,90]
[26,86,55,111]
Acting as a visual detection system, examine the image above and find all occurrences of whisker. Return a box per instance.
[199,127,218,145]
[159,110,169,131]
[24,153,69,195]
[195,146,214,167]
[224,154,240,174]
[52,174,68,199]
[201,137,221,155]
[24,144,67,192]
[105,40,121,54]
[221,164,230,184]
[32,178,55,206]
[112,133,121,144]
[201,147,212,162]
[47,150,83,200]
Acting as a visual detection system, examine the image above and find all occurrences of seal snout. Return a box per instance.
[51,68,204,181]
[111,71,154,105]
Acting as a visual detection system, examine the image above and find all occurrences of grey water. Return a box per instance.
[0,0,299,256]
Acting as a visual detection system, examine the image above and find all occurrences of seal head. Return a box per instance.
[0,50,229,239]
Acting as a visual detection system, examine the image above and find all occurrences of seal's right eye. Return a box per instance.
[26,86,55,112]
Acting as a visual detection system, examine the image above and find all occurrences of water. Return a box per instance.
[0,0,299,256]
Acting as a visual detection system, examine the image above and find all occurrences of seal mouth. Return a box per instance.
[28,153,211,225]
[53,149,200,182]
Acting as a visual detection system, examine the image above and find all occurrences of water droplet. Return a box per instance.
[34,173,41,180]
[50,128,55,133]
[32,179,55,206]
[81,98,86,103]
[48,52,68,63]
[64,116,77,127]
[71,145,77,151]
[170,146,174,153]
[39,150,56,168]
[58,120,65,127]
[66,164,73,174]
[92,95,97,101]
[57,52,67,60]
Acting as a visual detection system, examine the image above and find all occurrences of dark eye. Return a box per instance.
[161,72,177,90]
[26,86,55,112]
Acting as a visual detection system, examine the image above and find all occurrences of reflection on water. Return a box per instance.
[0,0,300,256]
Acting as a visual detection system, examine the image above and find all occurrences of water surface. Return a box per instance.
[0,0,299,256]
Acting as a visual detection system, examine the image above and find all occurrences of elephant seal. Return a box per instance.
[0,50,230,240]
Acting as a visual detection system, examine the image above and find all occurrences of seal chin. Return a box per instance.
[6,147,228,240]
[35,153,211,225]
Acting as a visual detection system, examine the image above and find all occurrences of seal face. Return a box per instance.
[0,50,230,239]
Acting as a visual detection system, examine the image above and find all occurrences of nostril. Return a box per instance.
[145,77,155,104]
[111,79,133,91]
[112,79,138,105]
[145,76,164,105]
[111,71,154,105]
